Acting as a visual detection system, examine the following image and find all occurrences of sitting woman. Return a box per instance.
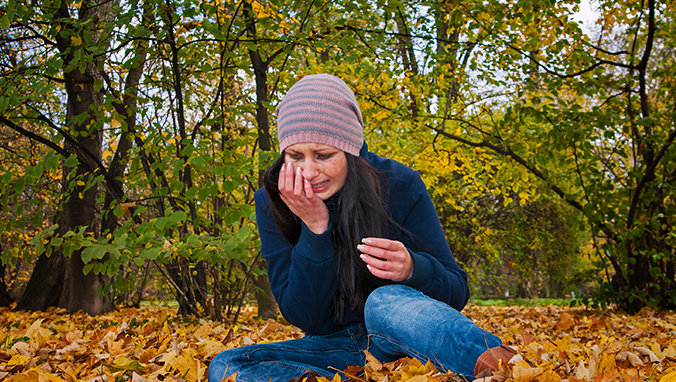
[209,73,514,382]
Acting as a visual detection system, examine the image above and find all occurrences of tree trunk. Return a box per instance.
[0,259,15,307]
[15,251,66,311]
[14,0,117,314]
[244,0,278,319]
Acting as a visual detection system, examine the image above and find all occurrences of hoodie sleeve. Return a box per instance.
[391,171,470,311]
[254,188,341,335]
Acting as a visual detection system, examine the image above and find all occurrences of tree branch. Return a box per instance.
[429,125,620,243]
[0,115,70,158]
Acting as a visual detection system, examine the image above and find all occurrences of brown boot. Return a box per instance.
[473,344,518,378]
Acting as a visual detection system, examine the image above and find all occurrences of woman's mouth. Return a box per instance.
[312,180,329,191]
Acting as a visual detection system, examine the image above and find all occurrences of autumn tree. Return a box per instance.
[0,0,270,319]
[304,1,591,300]
[1,0,130,314]
[4,0,638,318]
[311,0,672,310]
[424,0,676,311]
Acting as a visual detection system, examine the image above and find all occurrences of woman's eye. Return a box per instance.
[317,153,333,160]
[287,153,302,160]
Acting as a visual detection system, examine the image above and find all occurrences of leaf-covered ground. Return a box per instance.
[0,304,675,382]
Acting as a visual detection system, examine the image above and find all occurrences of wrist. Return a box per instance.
[306,220,329,234]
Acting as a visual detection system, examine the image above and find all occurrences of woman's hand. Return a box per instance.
[358,238,413,282]
[278,163,330,234]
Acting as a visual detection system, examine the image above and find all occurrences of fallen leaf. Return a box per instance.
[636,346,662,363]
[556,312,575,331]
[617,351,644,367]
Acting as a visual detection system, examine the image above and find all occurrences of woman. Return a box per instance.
[209,74,514,382]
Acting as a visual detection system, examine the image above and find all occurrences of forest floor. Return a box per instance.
[0,303,675,382]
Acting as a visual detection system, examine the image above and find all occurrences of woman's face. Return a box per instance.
[283,142,348,200]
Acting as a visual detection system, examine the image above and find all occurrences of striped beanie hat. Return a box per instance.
[276,74,364,156]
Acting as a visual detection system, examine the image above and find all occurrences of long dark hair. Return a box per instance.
[263,152,393,322]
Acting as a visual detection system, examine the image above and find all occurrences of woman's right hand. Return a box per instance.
[278,163,330,234]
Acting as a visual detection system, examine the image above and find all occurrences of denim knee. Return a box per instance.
[364,285,414,328]
[365,284,410,309]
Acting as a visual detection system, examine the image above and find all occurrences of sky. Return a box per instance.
[571,0,601,36]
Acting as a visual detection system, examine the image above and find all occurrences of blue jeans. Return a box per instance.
[208,285,501,382]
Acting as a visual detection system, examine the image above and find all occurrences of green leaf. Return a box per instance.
[186,186,197,200]
[63,243,74,258]
[45,152,60,171]
[64,155,80,168]
[0,15,10,29]
[94,246,107,260]
[142,247,159,260]
[181,145,194,157]
[81,247,96,263]
[13,177,25,194]
[190,156,205,166]
[169,210,186,223]
[155,217,168,230]
[83,263,94,275]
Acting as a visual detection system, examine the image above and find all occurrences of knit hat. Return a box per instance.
[276,74,364,156]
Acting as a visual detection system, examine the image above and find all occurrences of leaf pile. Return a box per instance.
[464,304,676,382]
[0,304,675,382]
[0,305,301,382]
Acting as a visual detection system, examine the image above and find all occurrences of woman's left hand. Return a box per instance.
[358,238,413,282]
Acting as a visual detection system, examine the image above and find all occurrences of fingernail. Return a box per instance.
[362,238,371,244]
[360,254,366,261]
[357,244,365,251]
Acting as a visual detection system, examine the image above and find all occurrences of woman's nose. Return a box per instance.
[301,160,320,180]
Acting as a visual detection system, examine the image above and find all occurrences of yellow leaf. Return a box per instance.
[71,36,82,46]
[556,313,575,331]
[575,360,592,381]
[538,370,562,382]
[6,370,40,382]
[664,346,676,360]
[193,323,211,338]
[660,371,676,382]
[166,348,205,381]
[7,354,30,368]
[597,352,616,375]
[407,376,430,382]
[113,355,136,369]
[42,371,67,382]
[652,343,666,361]
[514,366,545,382]
[25,319,44,339]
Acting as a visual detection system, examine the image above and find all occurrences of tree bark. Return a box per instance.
[244,0,278,319]
[17,0,118,315]
[15,253,66,310]
[0,257,16,307]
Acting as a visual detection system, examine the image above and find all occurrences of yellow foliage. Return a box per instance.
[661,371,676,382]
[1,305,675,381]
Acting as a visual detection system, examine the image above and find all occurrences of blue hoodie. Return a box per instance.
[254,143,469,335]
